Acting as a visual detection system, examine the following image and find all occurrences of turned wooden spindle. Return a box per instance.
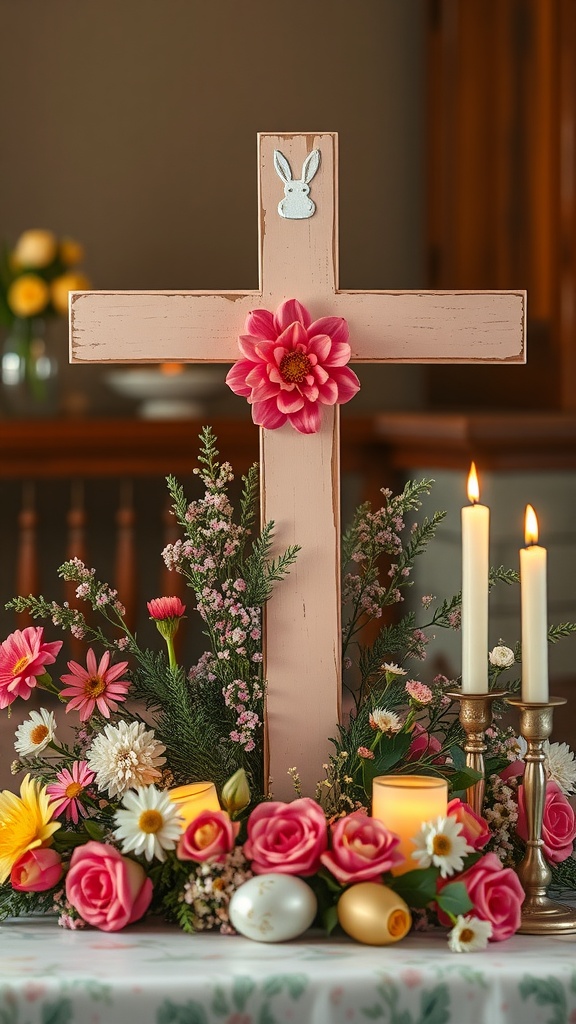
[16,482,40,630]
[65,480,88,661]
[115,480,138,634]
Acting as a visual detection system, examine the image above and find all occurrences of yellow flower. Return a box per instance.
[59,237,85,267]
[0,774,60,883]
[13,229,57,269]
[50,272,90,316]
[7,274,50,317]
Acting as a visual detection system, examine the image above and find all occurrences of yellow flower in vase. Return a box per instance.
[50,271,90,316]
[7,274,50,318]
[0,774,60,883]
[59,237,85,267]
[12,229,57,269]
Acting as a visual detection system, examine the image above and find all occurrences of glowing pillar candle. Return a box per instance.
[520,505,549,703]
[372,775,448,875]
[461,462,490,693]
[168,782,220,829]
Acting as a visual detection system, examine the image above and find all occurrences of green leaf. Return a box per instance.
[361,732,413,792]
[519,977,567,1024]
[448,744,466,770]
[435,881,473,918]
[387,867,438,908]
[156,1000,209,1024]
[263,978,283,997]
[361,1005,385,1020]
[84,820,105,842]
[285,975,307,1000]
[420,984,450,1024]
[322,903,340,935]
[232,976,255,1012]
[42,1000,74,1024]
[258,1005,277,1024]
[211,987,229,1017]
[445,767,483,794]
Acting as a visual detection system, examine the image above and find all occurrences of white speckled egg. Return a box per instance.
[229,873,317,942]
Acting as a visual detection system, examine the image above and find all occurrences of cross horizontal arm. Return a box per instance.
[70,291,260,363]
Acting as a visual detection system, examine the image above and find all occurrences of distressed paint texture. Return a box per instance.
[70,132,526,798]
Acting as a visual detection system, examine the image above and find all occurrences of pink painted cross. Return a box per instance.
[70,132,525,799]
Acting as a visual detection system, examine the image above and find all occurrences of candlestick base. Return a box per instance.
[506,697,576,934]
[446,690,508,817]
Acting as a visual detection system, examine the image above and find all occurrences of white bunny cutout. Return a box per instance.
[274,149,321,219]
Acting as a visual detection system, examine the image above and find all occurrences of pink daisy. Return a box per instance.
[59,649,130,722]
[46,761,95,824]
[405,680,433,705]
[147,596,186,620]
[0,626,62,709]
[225,298,361,434]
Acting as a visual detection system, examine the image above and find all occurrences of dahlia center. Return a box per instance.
[432,834,451,857]
[280,351,312,384]
[138,809,163,834]
[30,724,49,745]
[459,927,475,944]
[12,655,30,675]
[84,675,106,698]
[65,781,83,800]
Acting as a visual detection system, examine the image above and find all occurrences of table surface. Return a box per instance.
[0,920,575,1024]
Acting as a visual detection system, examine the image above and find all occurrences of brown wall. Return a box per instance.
[0,0,426,414]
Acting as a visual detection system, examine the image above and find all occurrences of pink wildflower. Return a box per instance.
[225,298,360,434]
[147,596,186,620]
[357,746,375,760]
[47,761,95,824]
[59,649,130,721]
[0,626,62,709]
[405,680,433,705]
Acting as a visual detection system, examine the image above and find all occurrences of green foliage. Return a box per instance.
[435,880,473,918]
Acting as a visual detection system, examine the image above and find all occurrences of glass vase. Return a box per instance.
[1,317,59,417]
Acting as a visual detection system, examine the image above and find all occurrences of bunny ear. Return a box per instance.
[274,150,293,183]
[301,149,321,184]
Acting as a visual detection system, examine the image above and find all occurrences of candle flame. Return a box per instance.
[525,504,539,545]
[467,462,480,504]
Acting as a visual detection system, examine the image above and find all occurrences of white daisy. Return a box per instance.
[448,914,492,952]
[113,785,183,862]
[381,663,407,677]
[86,720,166,798]
[369,708,402,734]
[544,741,576,795]
[411,815,472,878]
[14,708,56,757]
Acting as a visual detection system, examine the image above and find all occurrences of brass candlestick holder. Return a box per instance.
[446,689,508,817]
[506,696,576,934]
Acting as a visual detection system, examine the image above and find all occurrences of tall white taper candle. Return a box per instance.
[461,463,489,694]
[520,504,549,703]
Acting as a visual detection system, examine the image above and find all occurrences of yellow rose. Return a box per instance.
[59,237,85,267]
[12,229,57,269]
[50,272,90,316]
[7,274,50,317]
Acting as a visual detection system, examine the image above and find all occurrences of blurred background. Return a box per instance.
[1,0,575,774]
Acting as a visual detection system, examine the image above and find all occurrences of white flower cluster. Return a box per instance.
[485,775,518,864]
[182,847,253,933]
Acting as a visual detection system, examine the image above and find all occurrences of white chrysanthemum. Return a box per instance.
[411,815,472,878]
[544,741,576,796]
[382,662,407,677]
[448,914,492,952]
[489,645,515,669]
[14,708,56,757]
[113,785,183,862]
[369,708,402,734]
[86,720,166,798]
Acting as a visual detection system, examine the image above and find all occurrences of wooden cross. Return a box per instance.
[70,132,525,800]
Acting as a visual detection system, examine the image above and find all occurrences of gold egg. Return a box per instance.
[337,882,412,946]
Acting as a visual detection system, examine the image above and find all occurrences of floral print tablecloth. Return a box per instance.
[1,920,575,1024]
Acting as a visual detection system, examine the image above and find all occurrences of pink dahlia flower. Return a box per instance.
[46,761,95,824]
[147,596,186,621]
[225,299,360,434]
[0,626,62,709]
[59,649,130,722]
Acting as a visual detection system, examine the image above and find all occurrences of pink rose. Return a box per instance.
[11,848,63,892]
[66,841,153,932]
[499,759,525,782]
[244,797,327,876]
[407,723,444,763]
[320,810,404,884]
[438,852,524,941]
[447,798,490,851]
[177,810,240,863]
[517,780,576,864]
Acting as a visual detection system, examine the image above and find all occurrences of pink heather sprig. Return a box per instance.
[223,677,264,752]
